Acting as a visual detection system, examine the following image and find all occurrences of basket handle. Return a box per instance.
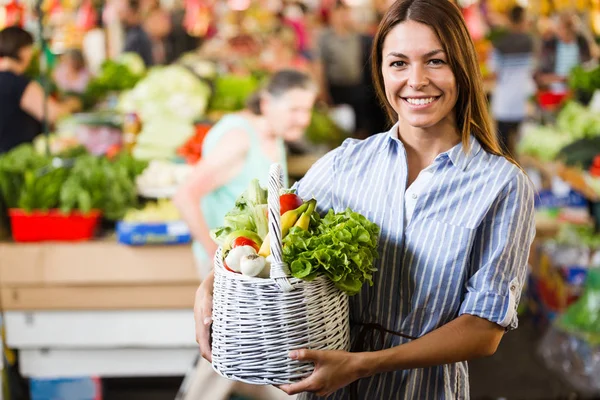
[267,163,294,292]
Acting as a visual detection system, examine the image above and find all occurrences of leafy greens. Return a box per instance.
[282,208,380,296]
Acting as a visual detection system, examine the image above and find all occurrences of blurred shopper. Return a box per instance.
[489,6,534,157]
[261,24,311,74]
[53,49,91,94]
[82,14,107,75]
[535,12,592,93]
[0,27,80,154]
[143,7,172,65]
[119,0,154,66]
[174,70,317,271]
[313,0,374,138]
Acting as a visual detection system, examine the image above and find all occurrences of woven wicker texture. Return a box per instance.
[211,164,350,385]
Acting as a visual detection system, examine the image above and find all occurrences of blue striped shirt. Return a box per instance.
[294,124,536,399]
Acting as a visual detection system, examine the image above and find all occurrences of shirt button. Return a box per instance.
[510,284,517,291]
[412,193,417,199]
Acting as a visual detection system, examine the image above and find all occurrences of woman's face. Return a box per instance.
[381,20,458,131]
[262,88,316,141]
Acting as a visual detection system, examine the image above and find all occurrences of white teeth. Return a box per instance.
[406,97,435,105]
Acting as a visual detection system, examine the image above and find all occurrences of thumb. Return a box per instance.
[289,349,320,362]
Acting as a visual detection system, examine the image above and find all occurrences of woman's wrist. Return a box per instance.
[353,351,381,380]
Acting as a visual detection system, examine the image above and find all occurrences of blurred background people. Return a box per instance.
[143,6,172,65]
[535,12,593,93]
[0,26,80,154]
[489,6,535,157]
[119,0,154,66]
[53,48,91,94]
[174,70,317,271]
[313,0,374,138]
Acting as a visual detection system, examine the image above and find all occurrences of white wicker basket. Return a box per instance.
[211,163,350,385]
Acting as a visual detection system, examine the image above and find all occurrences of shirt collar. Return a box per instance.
[387,123,483,172]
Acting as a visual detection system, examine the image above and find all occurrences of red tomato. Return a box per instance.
[231,236,260,252]
[280,193,303,215]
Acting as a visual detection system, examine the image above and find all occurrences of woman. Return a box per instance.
[0,27,81,154]
[261,25,311,75]
[174,69,317,275]
[53,49,91,94]
[194,1,535,399]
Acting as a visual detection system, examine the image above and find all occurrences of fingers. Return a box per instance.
[278,376,319,396]
[290,349,319,362]
[194,284,213,363]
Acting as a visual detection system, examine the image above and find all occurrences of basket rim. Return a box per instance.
[214,247,332,285]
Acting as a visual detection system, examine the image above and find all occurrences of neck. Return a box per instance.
[0,59,21,74]
[333,25,349,36]
[397,120,461,168]
[510,24,526,33]
[242,111,277,142]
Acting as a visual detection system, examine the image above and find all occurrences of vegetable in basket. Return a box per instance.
[210,179,380,293]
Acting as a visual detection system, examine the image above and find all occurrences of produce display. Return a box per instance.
[558,268,600,344]
[207,74,260,112]
[569,65,600,98]
[118,199,191,246]
[83,53,146,108]
[0,144,147,220]
[210,180,380,295]
[123,199,182,223]
[176,122,211,164]
[519,102,600,163]
[135,160,193,198]
[117,65,212,160]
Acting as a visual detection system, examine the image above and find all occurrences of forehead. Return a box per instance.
[276,88,315,107]
[382,20,443,56]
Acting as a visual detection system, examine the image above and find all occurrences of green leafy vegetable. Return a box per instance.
[282,208,380,296]
[0,144,146,219]
[210,179,268,247]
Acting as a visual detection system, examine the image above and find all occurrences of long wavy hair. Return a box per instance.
[371,0,515,162]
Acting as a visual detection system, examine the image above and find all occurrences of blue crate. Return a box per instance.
[30,376,102,400]
[535,189,588,209]
[116,220,191,246]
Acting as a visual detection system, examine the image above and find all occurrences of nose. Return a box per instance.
[408,65,428,91]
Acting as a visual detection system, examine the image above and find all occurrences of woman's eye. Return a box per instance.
[428,59,446,66]
[390,61,406,68]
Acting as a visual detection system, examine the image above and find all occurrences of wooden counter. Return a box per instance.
[0,240,200,310]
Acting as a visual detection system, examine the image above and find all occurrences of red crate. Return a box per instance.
[8,209,102,242]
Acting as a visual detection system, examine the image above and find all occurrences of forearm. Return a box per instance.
[174,190,218,257]
[360,315,504,378]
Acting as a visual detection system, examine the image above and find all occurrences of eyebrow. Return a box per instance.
[386,49,445,59]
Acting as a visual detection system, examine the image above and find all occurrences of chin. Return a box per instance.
[400,116,441,129]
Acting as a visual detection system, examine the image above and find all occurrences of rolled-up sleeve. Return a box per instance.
[292,146,339,216]
[459,171,536,329]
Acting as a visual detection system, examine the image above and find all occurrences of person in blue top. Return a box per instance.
[194,1,535,399]
[174,69,317,273]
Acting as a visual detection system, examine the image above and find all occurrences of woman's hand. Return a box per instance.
[279,349,368,397]
[194,270,215,362]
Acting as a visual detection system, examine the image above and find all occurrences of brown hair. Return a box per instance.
[0,26,33,61]
[371,0,508,159]
[247,69,316,115]
[64,49,86,72]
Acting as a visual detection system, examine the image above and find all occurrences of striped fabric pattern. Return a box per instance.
[294,124,536,399]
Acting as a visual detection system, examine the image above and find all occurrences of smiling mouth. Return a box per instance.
[402,96,441,106]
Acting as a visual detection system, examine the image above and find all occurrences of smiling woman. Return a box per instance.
[193,1,536,399]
